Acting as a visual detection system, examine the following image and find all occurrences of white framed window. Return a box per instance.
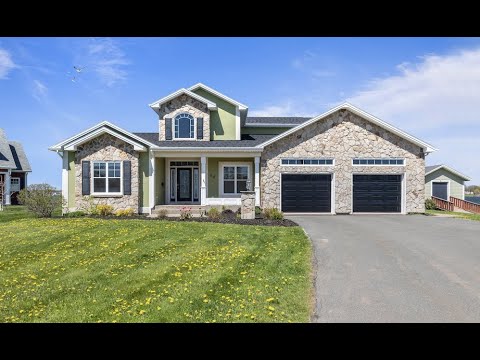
[92,161,122,195]
[220,162,251,196]
[174,113,195,140]
[10,177,20,192]
[281,158,334,166]
[352,158,405,166]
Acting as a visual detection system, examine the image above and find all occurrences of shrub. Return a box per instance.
[79,195,98,215]
[255,206,262,216]
[17,183,63,218]
[207,207,220,219]
[180,206,192,220]
[425,198,438,210]
[96,204,114,216]
[64,211,86,218]
[221,208,234,217]
[263,207,284,220]
[115,208,135,217]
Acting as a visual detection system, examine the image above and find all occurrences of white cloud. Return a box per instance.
[0,48,17,79]
[32,80,48,102]
[346,47,480,183]
[85,38,129,87]
[250,101,313,117]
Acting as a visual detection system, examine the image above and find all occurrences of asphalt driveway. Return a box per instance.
[288,214,480,322]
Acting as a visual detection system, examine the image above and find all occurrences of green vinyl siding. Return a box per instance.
[155,157,165,205]
[207,157,254,198]
[242,127,290,135]
[191,88,237,140]
[68,151,75,208]
[426,168,466,200]
[139,152,150,208]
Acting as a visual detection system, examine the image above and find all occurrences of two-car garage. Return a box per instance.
[281,173,402,213]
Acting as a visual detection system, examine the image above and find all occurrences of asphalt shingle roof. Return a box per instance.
[0,129,31,171]
[245,117,311,126]
[133,133,276,148]
[425,165,442,173]
[0,129,16,169]
[9,141,31,171]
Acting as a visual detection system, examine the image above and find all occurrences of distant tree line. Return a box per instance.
[466,185,480,195]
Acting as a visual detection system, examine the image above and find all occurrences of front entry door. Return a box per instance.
[177,168,192,201]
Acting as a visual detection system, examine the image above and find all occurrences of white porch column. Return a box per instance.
[5,170,11,205]
[201,156,207,205]
[61,151,68,212]
[148,150,156,214]
[254,156,260,206]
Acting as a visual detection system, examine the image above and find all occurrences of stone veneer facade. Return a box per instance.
[260,109,426,213]
[74,133,140,212]
[158,94,210,141]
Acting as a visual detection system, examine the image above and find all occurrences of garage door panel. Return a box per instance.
[353,174,402,213]
[281,174,331,212]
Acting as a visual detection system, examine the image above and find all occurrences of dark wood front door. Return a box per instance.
[177,168,192,201]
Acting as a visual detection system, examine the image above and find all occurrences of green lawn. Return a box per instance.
[426,209,480,222]
[0,207,312,323]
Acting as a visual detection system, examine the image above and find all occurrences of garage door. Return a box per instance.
[281,174,331,212]
[432,182,448,200]
[353,174,402,213]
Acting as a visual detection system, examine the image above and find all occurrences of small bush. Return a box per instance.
[221,208,234,217]
[64,211,86,218]
[255,206,262,216]
[207,207,220,219]
[263,207,284,220]
[425,198,438,210]
[17,183,63,218]
[157,209,168,219]
[180,206,192,220]
[96,204,114,216]
[115,208,135,217]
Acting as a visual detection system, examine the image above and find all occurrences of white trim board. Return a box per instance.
[256,102,437,153]
[49,121,157,151]
[148,88,217,111]
[188,83,248,110]
[425,164,471,181]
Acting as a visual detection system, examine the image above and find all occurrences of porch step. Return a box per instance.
[152,205,240,217]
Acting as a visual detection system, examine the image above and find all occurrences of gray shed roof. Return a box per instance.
[245,117,311,126]
[425,165,442,174]
[0,129,16,169]
[9,141,32,171]
[133,133,276,148]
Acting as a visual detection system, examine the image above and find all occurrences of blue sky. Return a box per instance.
[1,37,479,187]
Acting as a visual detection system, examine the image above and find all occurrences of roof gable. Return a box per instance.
[148,88,217,113]
[188,83,248,110]
[256,102,437,153]
[425,164,471,181]
[0,129,17,169]
[49,121,157,152]
[9,142,32,172]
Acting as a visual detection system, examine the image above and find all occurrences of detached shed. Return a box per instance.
[425,165,471,201]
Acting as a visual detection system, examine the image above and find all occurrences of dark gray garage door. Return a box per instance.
[353,174,402,213]
[281,174,331,212]
[432,182,448,200]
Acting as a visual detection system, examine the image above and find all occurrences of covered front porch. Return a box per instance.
[143,150,261,212]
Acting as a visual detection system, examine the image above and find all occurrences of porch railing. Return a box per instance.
[431,196,454,212]
[450,196,480,214]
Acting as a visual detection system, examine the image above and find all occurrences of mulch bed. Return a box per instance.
[63,214,298,227]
